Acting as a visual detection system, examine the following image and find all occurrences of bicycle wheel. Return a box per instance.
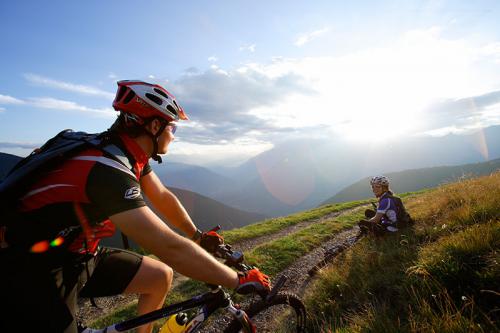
[224,292,306,333]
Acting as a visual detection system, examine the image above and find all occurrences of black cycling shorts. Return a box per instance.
[80,247,143,298]
[0,247,143,333]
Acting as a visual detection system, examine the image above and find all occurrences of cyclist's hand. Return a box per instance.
[236,268,271,295]
[200,230,224,253]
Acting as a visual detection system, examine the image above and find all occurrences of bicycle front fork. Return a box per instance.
[227,304,256,333]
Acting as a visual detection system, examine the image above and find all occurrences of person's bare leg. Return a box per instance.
[123,256,173,333]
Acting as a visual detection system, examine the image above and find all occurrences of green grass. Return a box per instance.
[304,172,500,332]
[221,190,427,244]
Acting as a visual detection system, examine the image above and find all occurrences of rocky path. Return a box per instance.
[201,226,363,332]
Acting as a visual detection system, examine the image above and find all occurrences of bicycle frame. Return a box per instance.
[82,237,278,333]
[82,286,248,333]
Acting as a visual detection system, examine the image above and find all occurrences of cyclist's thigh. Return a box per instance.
[79,247,143,298]
[123,255,173,294]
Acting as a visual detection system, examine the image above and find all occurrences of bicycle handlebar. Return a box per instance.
[207,225,287,300]
[214,243,252,271]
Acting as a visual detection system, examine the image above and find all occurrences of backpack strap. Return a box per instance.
[100,144,133,172]
[84,133,133,172]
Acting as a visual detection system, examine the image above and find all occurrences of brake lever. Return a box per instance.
[208,224,222,233]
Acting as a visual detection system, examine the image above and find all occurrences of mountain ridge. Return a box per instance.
[321,157,500,204]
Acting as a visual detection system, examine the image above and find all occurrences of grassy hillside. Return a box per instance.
[88,173,499,332]
[221,199,373,244]
[322,158,500,205]
[306,172,500,332]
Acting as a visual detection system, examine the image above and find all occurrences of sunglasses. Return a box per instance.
[165,123,177,134]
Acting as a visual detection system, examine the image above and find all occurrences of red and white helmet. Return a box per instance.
[112,80,188,122]
[370,175,390,187]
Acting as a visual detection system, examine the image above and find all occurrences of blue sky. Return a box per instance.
[1,0,500,165]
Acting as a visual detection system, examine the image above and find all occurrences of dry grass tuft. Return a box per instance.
[304,172,500,332]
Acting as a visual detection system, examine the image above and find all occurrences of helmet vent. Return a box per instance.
[123,90,136,104]
[172,100,179,108]
[166,105,178,115]
[145,93,163,106]
[153,88,169,99]
[116,86,127,101]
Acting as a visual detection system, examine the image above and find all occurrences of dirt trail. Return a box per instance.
[234,205,365,253]
[77,204,368,328]
[202,225,363,332]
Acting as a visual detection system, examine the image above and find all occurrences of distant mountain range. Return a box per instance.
[153,161,235,198]
[155,125,500,217]
[2,125,500,218]
[321,157,500,204]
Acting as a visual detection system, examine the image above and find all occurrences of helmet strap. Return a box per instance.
[145,119,168,164]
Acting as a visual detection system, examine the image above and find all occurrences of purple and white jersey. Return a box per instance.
[377,192,397,225]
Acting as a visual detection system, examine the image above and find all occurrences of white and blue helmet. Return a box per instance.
[370,175,390,187]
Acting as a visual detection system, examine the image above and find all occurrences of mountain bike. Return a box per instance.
[80,242,306,333]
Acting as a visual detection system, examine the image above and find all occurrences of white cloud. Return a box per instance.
[0,141,39,149]
[224,27,500,142]
[170,139,273,166]
[164,27,500,146]
[0,91,114,117]
[294,27,330,47]
[24,74,115,99]
[108,72,118,79]
[0,94,25,104]
[481,42,500,63]
[208,56,218,62]
[28,97,114,117]
[239,44,256,53]
[172,65,312,144]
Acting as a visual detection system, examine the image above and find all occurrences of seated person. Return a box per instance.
[358,175,410,236]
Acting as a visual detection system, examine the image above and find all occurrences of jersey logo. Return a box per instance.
[124,187,141,200]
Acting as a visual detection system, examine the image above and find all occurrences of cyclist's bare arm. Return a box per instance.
[110,206,239,288]
[368,212,384,223]
[140,171,197,238]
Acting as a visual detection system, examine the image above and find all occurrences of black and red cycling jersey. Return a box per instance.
[6,133,151,258]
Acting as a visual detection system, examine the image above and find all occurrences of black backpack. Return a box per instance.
[0,129,132,248]
[387,193,414,227]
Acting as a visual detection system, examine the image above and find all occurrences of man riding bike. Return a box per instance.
[0,80,270,333]
[357,175,409,236]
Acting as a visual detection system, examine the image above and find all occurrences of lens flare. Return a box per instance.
[468,98,489,160]
[50,236,65,247]
[30,241,49,253]
[254,146,315,206]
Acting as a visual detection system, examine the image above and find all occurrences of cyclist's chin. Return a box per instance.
[157,143,170,155]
